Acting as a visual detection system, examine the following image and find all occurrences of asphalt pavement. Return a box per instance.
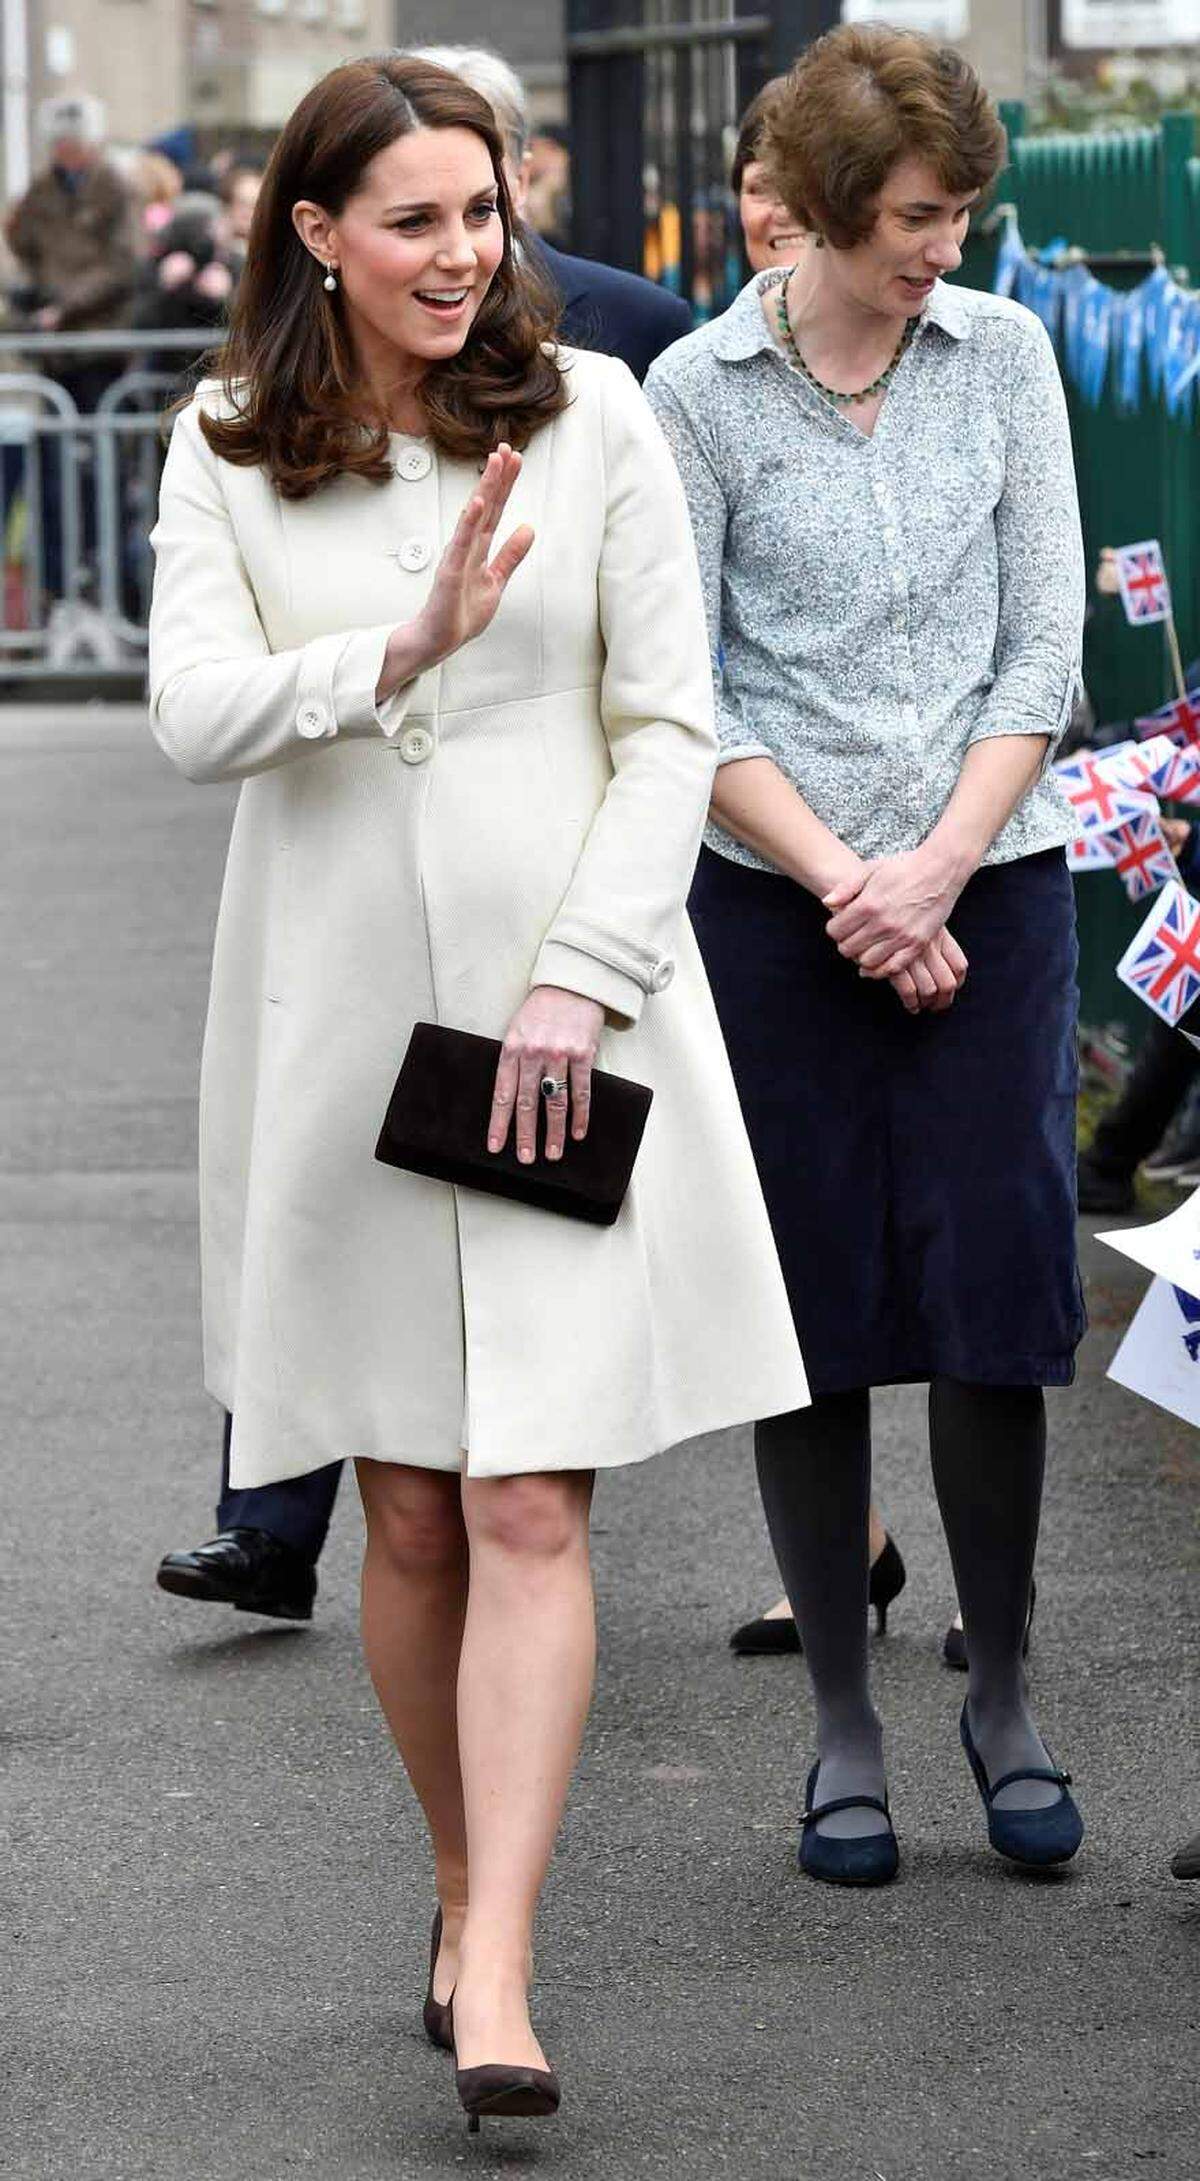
[2,706,1198,2181]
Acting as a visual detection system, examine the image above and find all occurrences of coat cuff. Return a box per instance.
[531,941,648,1028]
[332,624,427,739]
[289,626,426,746]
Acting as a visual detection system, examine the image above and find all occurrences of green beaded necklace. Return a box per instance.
[773,268,917,408]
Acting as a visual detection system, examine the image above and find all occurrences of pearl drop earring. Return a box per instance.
[323,265,337,292]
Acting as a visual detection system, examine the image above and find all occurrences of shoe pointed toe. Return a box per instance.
[729,1614,802,1655]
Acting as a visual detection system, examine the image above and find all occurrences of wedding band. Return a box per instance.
[540,1074,567,1099]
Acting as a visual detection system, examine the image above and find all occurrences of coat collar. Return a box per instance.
[708,269,972,363]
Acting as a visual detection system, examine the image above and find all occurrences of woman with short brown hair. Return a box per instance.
[149,52,806,2130]
[649,22,1086,1885]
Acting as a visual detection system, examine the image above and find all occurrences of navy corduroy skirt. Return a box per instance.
[688,845,1087,1395]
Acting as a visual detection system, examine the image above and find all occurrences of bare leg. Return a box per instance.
[452,1469,596,2072]
[867,1503,887,1564]
[356,1460,470,2004]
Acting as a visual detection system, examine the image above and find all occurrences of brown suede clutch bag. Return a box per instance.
[375,1021,653,1227]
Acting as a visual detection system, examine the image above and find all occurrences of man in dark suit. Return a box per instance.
[155,45,696,1622]
[536,236,693,384]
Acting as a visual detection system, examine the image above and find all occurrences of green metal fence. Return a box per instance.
[960,105,1200,1031]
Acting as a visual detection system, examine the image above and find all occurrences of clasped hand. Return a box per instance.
[824,852,969,1014]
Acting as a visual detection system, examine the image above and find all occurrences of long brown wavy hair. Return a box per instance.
[198,55,568,497]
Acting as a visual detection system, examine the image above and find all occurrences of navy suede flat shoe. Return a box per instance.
[959,1702,1083,1869]
[799,1762,899,1887]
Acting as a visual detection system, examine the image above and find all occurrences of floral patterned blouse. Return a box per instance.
[645,271,1085,871]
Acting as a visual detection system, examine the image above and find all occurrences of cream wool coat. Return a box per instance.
[148,348,808,1486]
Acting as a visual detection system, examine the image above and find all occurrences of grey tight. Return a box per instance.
[754,1381,1052,1840]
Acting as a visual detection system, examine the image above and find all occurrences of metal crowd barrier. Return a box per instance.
[0,327,208,684]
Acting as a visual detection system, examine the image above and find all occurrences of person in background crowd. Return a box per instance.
[5,93,135,358]
[154,42,694,1627]
[649,23,1087,1885]
[724,76,909,1660]
[523,124,571,249]
[732,79,803,272]
[120,147,185,244]
[1075,554,1200,1211]
[148,52,805,2124]
[1076,798,1200,1215]
[133,192,238,372]
[4,94,137,602]
[217,162,264,278]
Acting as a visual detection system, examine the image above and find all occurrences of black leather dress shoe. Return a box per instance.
[155,1528,317,1621]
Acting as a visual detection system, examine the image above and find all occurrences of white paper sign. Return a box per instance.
[1062,1,1200,48]
[1108,1276,1200,1428]
[1098,1184,1200,1300]
[842,2,969,34]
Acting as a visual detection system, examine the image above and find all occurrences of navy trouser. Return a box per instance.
[216,1412,342,1563]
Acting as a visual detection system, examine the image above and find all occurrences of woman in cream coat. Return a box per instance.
[148,56,804,2130]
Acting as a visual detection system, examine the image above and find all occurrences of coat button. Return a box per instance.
[397,536,432,572]
[396,446,432,482]
[296,701,331,739]
[651,960,675,993]
[399,726,434,765]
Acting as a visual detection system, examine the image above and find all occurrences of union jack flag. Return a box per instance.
[1149,743,1200,806]
[1054,749,1159,834]
[1118,883,1200,1026]
[1067,830,1118,871]
[1107,809,1179,902]
[1134,692,1200,747]
[1115,540,1172,626]
[1104,736,1177,791]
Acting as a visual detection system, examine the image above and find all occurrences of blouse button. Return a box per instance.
[396,447,433,482]
[651,960,675,993]
[397,536,432,573]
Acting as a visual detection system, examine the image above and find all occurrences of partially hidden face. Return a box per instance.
[315,125,507,366]
[225,171,261,244]
[738,158,806,274]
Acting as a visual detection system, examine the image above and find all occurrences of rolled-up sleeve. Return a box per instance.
[644,369,770,768]
[148,401,428,784]
[531,359,718,1026]
[968,316,1084,764]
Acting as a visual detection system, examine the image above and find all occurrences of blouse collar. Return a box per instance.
[708,269,973,365]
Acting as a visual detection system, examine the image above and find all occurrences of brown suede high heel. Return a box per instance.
[455,2061,561,2134]
[422,1908,455,2054]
